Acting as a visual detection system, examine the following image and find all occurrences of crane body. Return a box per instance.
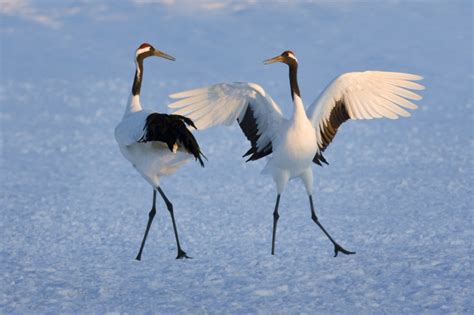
[115,43,204,260]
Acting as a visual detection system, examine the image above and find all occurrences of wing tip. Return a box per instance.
[168,93,180,99]
[414,74,424,81]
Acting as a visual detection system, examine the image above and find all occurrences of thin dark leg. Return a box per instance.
[136,190,157,261]
[157,187,190,259]
[271,194,281,255]
[309,195,355,257]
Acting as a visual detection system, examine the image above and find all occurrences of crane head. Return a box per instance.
[135,43,175,61]
[264,50,298,65]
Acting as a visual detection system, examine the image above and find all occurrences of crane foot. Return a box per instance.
[176,249,191,259]
[334,243,356,257]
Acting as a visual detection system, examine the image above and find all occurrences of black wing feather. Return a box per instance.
[140,113,205,167]
[237,104,272,162]
[313,99,350,166]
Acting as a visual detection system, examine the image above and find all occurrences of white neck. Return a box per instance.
[292,94,307,121]
[123,93,142,117]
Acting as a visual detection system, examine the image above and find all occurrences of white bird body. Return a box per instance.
[169,50,424,256]
[115,108,191,186]
[263,96,318,193]
[117,138,190,185]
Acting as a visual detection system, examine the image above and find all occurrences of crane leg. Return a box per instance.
[136,189,157,261]
[271,194,281,255]
[309,195,355,257]
[157,187,190,259]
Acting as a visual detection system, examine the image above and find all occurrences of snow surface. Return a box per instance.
[1,0,473,313]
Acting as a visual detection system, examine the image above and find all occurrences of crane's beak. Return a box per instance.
[154,49,176,61]
[263,55,284,65]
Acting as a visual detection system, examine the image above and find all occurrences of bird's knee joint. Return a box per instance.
[311,213,318,222]
[149,207,156,218]
[166,202,174,213]
[273,210,279,220]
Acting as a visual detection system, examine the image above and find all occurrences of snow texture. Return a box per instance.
[1,0,472,313]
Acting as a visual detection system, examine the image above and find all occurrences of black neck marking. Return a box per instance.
[288,60,300,101]
[132,59,144,96]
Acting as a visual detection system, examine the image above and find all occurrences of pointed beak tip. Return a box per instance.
[263,56,281,65]
[263,59,273,65]
[155,50,176,61]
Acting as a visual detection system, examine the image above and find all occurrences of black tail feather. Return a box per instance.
[174,117,205,167]
[172,114,198,130]
[142,113,206,167]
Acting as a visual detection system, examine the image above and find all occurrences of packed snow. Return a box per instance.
[1,0,472,313]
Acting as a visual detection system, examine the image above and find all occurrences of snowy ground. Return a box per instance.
[1,0,473,313]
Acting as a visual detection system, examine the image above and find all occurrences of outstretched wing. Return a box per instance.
[169,82,285,161]
[306,71,424,165]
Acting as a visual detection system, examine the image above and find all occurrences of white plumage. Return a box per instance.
[169,50,424,256]
[115,107,190,183]
[169,82,284,149]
